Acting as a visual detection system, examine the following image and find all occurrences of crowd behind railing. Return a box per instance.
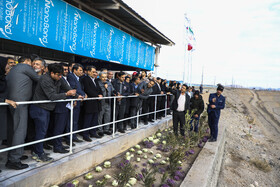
[0,55,202,172]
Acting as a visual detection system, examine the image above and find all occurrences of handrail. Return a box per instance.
[0,94,169,106]
[0,94,172,156]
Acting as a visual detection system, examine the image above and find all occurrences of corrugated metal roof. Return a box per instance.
[64,0,175,46]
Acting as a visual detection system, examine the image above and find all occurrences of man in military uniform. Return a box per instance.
[207,84,225,142]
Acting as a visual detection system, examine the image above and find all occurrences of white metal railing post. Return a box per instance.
[154,95,157,121]
[136,109,139,129]
[112,97,116,138]
[165,94,167,117]
[69,100,74,153]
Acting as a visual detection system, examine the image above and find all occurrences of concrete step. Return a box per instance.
[0,117,172,187]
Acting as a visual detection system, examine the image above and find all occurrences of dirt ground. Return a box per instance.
[217,88,280,187]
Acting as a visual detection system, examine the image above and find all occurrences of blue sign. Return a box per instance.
[0,0,155,70]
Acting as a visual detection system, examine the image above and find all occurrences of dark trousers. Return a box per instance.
[52,111,69,150]
[172,111,185,136]
[29,105,50,156]
[142,99,150,122]
[8,105,28,163]
[25,106,36,149]
[208,112,220,139]
[82,112,98,138]
[148,97,155,120]
[115,102,126,130]
[159,96,166,117]
[130,106,138,128]
[66,105,80,141]
[190,116,200,132]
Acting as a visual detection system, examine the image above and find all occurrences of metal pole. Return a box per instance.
[136,110,139,129]
[70,100,74,153]
[154,95,157,121]
[165,94,167,117]
[112,97,116,138]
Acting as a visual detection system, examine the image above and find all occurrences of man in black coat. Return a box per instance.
[81,66,103,141]
[30,63,78,162]
[170,84,190,136]
[190,90,204,132]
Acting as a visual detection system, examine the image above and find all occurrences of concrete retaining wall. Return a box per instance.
[180,121,227,187]
[1,118,172,187]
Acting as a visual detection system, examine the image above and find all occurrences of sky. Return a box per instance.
[123,0,280,88]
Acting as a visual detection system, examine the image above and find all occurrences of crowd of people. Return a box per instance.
[0,55,206,171]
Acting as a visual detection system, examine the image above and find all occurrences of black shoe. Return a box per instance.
[104,130,113,135]
[43,143,52,150]
[20,155,28,160]
[54,148,69,154]
[148,119,155,123]
[37,153,54,162]
[97,131,104,137]
[65,141,76,147]
[208,138,217,142]
[73,138,83,143]
[144,121,148,125]
[118,129,126,133]
[91,134,102,139]
[62,145,69,149]
[83,136,92,142]
[5,161,29,170]
[131,125,137,129]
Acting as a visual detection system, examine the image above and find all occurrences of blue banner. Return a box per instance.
[0,0,155,70]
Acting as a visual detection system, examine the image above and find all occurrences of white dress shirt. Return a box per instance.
[177,93,186,112]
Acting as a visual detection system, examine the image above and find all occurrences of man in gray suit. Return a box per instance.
[6,56,39,170]
[98,71,115,135]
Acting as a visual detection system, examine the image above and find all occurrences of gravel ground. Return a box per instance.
[217,88,280,187]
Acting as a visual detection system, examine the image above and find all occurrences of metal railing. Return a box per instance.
[0,94,171,155]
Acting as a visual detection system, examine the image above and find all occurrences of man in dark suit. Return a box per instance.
[112,72,130,133]
[171,84,190,136]
[52,63,72,153]
[151,77,164,120]
[81,66,103,141]
[66,64,86,144]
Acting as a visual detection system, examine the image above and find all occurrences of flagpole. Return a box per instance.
[190,50,192,86]
[183,43,187,83]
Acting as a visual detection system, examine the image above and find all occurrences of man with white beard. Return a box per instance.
[32,57,46,75]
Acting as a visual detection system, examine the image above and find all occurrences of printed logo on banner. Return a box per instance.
[90,20,100,57]
[126,36,132,65]
[119,34,126,62]
[144,46,149,68]
[69,10,81,53]
[136,42,141,66]
[106,28,114,61]
[39,0,54,47]
[0,1,19,39]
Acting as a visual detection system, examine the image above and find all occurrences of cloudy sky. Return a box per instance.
[123,0,280,88]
